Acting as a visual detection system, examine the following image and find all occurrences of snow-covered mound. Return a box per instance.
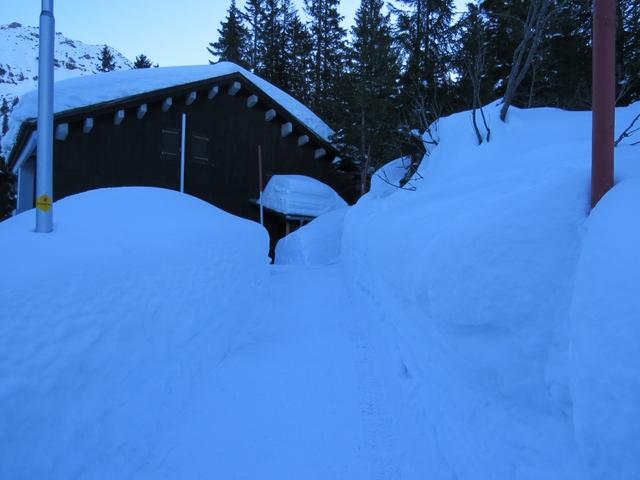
[335,101,640,479]
[0,187,269,478]
[275,207,348,265]
[3,62,334,154]
[260,174,347,217]
[0,22,130,152]
[569,179,640,478]
[369,156,413,198]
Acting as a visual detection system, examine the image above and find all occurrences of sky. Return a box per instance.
[1,0,365,67]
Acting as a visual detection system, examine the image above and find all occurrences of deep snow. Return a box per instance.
[0,188,270,478]
[278,101,640,479]
[2,101,640,479]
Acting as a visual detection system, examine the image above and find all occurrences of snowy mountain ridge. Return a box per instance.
[0,22,131,154]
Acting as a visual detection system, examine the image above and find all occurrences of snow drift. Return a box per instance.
[332,101,640,479]
[0,187,269,478]
[275,207,349,265]
[569,179,640,479]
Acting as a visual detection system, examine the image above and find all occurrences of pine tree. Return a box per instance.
[1,98,9,136]
[281,1,313,103]
[258,0,287,85]
[0,154,15,221]
[133,54,153,69]
[304,0,347,122]
[208,0,249,66]
[479,0,527,102]
[335,0,401,195]
[617,0,640,104]
[393,0,455,121]
[540,0,592,109]
[97,45,116,72]
[243,0,266,71]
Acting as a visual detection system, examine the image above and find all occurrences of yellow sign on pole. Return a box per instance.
[36,194,52,213]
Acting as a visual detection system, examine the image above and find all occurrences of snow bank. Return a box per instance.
[275,207,348,265]
[3,62,333,154]
[340,101,640,478]
[0,187,270,478]
[569,179,640,479]
[369,156,413,198]
[260,174,347,217]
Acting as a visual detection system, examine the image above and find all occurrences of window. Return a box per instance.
[161,128,179,158]
[191,133,210,165]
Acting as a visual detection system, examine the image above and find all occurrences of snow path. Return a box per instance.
[163,265,402,479]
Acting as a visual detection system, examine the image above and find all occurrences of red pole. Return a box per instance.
[591,0,616,209]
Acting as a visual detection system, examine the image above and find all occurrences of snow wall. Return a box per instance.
[339,101,640,479]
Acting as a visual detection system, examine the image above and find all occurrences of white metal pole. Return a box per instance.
[35,0,55,232]
[180,113,186,193]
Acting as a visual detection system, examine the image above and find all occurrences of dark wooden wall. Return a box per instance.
[51,85,353,249]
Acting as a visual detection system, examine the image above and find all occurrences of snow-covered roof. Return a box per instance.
[3,62,334,156]
[259,175,347,217]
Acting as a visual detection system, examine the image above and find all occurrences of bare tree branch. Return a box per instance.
[615,113,640,147]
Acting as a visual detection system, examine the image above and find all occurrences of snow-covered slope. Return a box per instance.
[2,100,640,479]
[277,101,640,478]
[0,22,131,153]
[338,101,640,479]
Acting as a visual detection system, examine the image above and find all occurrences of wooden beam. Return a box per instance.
[113,109,125,125]
[281,122,293,137]
[136,104,147,119]
[265,109,276,122]
[162,97,172,112]
[82,117,93,134]
[55,123,69,141]
[314,148,326,159]
[297,135,309,147]
[228,81,241,96]
[247,94,258,108]
[185,91,197,105]
[208,86,219,99]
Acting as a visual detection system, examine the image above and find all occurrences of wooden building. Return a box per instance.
[5,63,355,248]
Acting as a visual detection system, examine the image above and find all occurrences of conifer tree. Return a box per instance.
[1,98,9,136]
[97,45,116,72]
[133,54,153,69]
[617,0,640,104]
[335,0,401,195]
[394,0,455,120]
[282,1,313,103]
[304,0,347,121]
[258,0,287,85]
[243,0,266,71]
[0,155,15,221]
[208,0,249,66]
